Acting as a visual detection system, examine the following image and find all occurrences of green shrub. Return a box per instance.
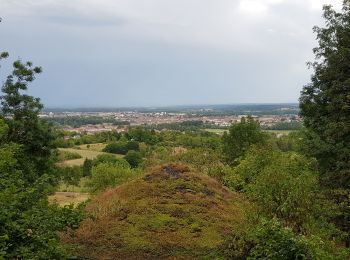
[125,141,139,151]
[223,218,344,260]
[103,141,140,155]
[88,163,142,193]
[60,166,82,188]
[93,154,130,168]
[58,150,82,161]
[124,150,143,168]
[225,147,332,231]
[82,158,93,177]
[222,116,268,165]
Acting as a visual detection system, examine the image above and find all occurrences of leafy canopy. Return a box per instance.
[222,116,267,165]
[300,1,350,188]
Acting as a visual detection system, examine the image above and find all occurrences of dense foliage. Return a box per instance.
[222,116,268,165]
[300,1,350,246]
[300,1,350,188]
[0,53,83,258]
[263,120,303,130]
[88,162,141,193]
[103,140,140,155]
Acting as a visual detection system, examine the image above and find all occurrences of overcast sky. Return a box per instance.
[0,0,343,107]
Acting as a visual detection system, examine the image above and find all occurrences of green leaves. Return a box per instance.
[300,1,350,246]
[300,2,350,188]
[222,116,268,165]
[88,162,142,193]
[0,54,84,258]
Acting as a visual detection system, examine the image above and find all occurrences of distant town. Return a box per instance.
[40,104,302,134]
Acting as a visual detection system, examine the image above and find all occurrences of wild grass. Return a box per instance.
[48,192,90,207]
[75,143,107,152]
[57,177,90,193]
[58,148,122,166]
[205,128,228,135]
[264,130,296,135]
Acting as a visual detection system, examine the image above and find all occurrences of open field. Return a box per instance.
[265,130,297,135]
[205,129,228,134]
[75,143,106,152]
[48,192,90,206]
[58,147,122,166]
[59,148,109,159]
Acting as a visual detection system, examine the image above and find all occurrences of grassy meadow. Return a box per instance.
[58,147,122,166]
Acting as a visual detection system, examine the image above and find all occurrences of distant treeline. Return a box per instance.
[146,120,302,132]
[43,104,299,116]
[263,121,303,131]
[45,116,130,128]
[145,121,227,132]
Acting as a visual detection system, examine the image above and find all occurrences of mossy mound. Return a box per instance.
[62,164,249,259]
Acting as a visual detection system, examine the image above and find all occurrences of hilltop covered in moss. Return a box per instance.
[62,164,249,259]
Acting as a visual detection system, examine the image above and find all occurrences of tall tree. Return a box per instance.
[0,53,82,258]
[222,116,267,165]
[300,1,350,246]
[300,1,350,187]
[0,57,56,181]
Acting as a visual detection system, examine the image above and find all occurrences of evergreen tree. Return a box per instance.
[300,1,350,246]
[300,1,350,187]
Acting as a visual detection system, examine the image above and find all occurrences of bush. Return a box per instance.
[60,166,82,188]
[103,141,140,155]
[225,147,331,231]
[93,154,119,165]
[103,142,127,154]
[57,150,82,161]
[93,154,130,168]
[223,218,344,259]
[125,141,139,152]
[222,116,268,165]
[88,163,141,193]
[124,150,143,168]
[82,158,93,177]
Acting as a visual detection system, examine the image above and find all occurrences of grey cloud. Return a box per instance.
[42,11,126,27]
[0,0,343,107]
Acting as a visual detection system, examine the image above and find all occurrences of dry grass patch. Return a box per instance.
[48,192,90,207]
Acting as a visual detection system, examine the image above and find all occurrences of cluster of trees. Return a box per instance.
[263,120,303,130]
[55,130,122,147]
[223,3,350,255]
[46,116,129,128]
[60,151,144,192]
[88,158,142,193]
[103,140,140,155]
[0,53,83,258]
[146,120,208,131]
[145,116,345,257]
